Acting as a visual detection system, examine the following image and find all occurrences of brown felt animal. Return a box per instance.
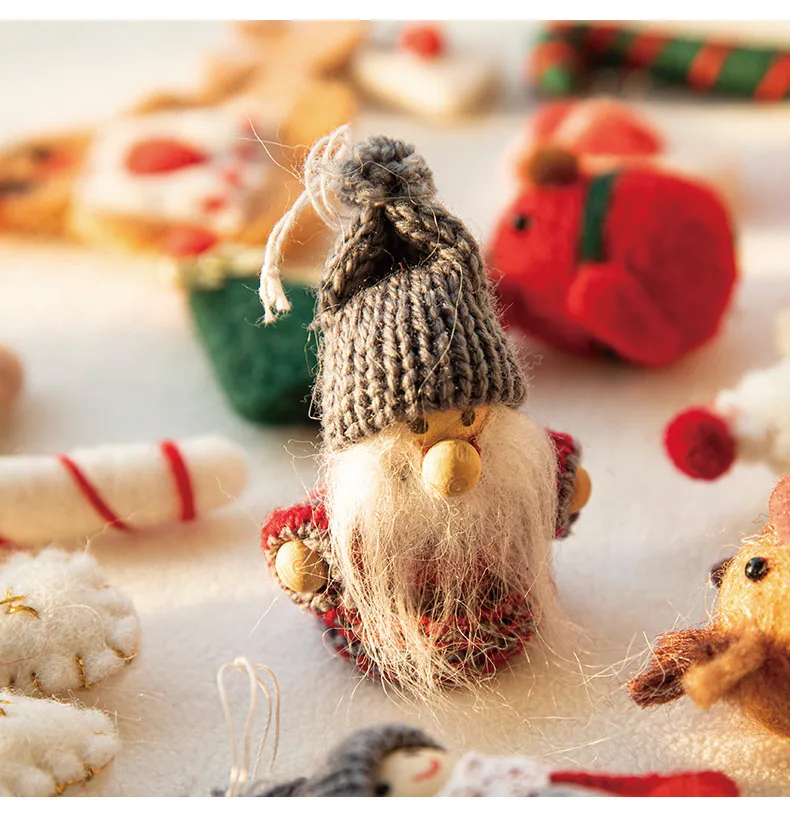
[629,474,790,738]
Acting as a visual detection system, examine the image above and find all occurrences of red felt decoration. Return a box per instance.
[531,99,664,158]
[159,225,218,258]
[664,407,737,481]
[550,769,739,797]
[488,161,737,368]
[398,23,446,59]
[125,138,209,175]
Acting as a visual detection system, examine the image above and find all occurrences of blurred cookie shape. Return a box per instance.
[0,344,22,420]
[0,132,90,239]
[0,21,362,256]
[352,23,498,120]
[629,475,790,740]
[665,308,790,481]
[0,691,119,796]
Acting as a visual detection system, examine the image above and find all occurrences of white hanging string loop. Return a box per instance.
[217,656,281,797]
[258,124,353,324]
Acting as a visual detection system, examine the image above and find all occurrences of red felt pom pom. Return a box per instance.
[125,138,209,175]
[160,225,218,258]
[664,407,736,481]
[399,23,446,59]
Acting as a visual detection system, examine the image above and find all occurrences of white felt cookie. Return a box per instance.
[0,690,118,796]
[0,548,139,695]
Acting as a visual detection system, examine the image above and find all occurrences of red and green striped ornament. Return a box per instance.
[531,22,790,100]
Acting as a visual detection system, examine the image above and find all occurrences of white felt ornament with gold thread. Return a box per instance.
[258,128,591,700]
[0,548,139,695]
[0,690,119,797]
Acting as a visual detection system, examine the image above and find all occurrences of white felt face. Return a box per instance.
[374,747,457,797]
[76,105,274,234]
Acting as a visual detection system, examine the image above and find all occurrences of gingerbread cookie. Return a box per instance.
[0,21,363,256]
[0,132,90,238]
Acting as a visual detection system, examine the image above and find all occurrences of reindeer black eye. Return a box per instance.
[512,214,530,232]
[461,408,476,427]
[745,557,769,582]
[373,782,391,796]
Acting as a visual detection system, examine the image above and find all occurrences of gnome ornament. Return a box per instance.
[488,146,737,368]
[255,723,739,797]
[258,130,591,698]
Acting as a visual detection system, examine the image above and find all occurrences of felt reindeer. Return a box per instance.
[629,475,790,738]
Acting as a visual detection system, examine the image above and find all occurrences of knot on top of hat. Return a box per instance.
[334,136,436,209]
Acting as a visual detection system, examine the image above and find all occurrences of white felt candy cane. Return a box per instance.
[0,435,247,548]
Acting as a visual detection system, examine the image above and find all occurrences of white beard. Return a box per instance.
[320,404,561,698]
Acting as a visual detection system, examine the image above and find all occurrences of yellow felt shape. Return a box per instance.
[629,474,790,738]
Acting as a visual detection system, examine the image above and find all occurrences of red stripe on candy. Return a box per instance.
[627,33,668,68]
[160,440,196,522]
[58,454,131,532]
[688,43,731,90]
[755,54,790,100]
[533,40,578,77]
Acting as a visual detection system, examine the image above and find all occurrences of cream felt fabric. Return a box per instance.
[0,549,139,695]
[0,690,119,796]
[0,436,248,546]
[3,22,790,797]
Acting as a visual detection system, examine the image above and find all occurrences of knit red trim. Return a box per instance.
[58,454,131,531]
[160,440,196,522]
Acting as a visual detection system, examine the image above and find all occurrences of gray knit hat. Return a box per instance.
[313,136,527,450]
[257,724,442,797]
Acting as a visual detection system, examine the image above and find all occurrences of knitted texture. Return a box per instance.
[258,724,441,797]
[189,276,317,425]
[260,430,580,679]
[315,136,527,450]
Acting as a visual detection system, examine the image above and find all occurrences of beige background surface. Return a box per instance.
[2,21,790,796]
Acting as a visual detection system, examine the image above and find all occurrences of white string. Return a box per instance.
[258,124,353,324]
[217,657,281,797]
